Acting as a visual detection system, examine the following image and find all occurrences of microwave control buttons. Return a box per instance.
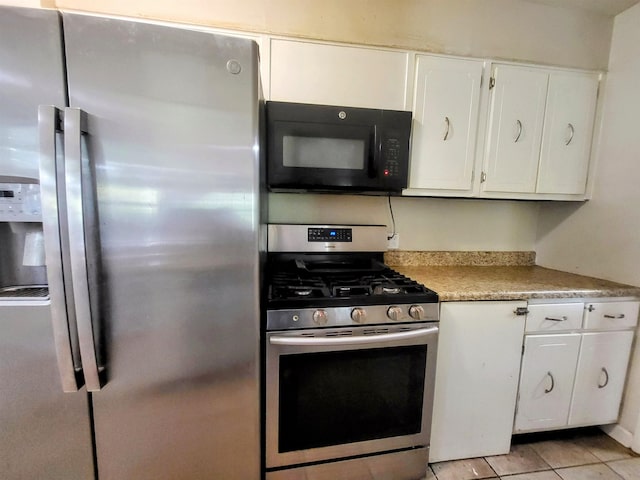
[383,138,402,178]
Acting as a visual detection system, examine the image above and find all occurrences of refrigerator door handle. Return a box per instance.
[64,107,105,391]
[38,105,85,392]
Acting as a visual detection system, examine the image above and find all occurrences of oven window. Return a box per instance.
[283,136,366,170]
[278,345,427,453]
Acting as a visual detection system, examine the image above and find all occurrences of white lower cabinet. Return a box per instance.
[515,301,639,434]
[430,301,525,462]
[514,334,581,432]
[569,331,635,426]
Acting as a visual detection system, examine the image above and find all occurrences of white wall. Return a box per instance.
[270,194,540,251]
[535,2,640,444]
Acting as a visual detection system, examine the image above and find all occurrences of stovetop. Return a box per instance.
[265,225,439,330]
[266,253,438,310]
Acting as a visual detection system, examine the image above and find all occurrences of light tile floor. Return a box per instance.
[427,428,640,480]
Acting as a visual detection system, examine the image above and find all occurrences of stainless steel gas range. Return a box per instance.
[264,224,440,480]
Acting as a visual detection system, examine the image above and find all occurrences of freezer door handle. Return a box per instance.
[38,105,85,392]
[64,107,106,391]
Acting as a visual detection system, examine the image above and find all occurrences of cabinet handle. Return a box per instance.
[545,371,555,393]
[604,314,625,319]
[544,316,568,322]
[565,123,575,146]
[514,119,523,143]
[443,116,451,141]
[598,367,609,389]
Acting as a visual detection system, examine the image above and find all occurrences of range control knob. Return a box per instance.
[351,307,367,324]
[312,309,328,326]
[409,305,425,320]
[387,306,403,321]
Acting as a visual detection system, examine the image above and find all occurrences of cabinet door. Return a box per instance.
[537,72,599,194]
[269,39,409,110]
[408,56,483,192]
[483,66,548,193]
[430,301,525,462]
[569,331,634,426]
[514,334,581,433]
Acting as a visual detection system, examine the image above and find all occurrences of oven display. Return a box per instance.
[308,228,352,242]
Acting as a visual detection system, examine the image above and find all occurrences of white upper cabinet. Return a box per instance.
[481,65,600,198]
[406,55,483,194]
[483,65,549,194]
[265,37,601,200]
[268,38,409,110]
[537,72,599,194]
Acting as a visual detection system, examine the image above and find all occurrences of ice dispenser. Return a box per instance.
[0,182,47,298]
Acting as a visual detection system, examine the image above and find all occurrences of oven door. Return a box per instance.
[265,322,438,469]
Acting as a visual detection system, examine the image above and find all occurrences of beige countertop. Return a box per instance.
[393,265,640,302]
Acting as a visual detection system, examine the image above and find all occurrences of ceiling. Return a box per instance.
[525,0,640,16]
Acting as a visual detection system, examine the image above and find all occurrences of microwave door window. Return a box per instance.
[283,136,365,170]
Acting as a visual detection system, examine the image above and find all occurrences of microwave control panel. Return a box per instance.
[0,183,42,221]
[382,138,402,178]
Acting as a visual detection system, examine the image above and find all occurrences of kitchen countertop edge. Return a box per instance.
[393,265,640,302]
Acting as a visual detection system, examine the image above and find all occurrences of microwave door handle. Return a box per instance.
[369,124,381,177]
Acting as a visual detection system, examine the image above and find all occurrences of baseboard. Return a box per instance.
[600,423,634,448]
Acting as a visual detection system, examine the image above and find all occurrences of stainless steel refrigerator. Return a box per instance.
[0,7,262,479]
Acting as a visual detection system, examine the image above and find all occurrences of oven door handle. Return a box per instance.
[269,326,438,346]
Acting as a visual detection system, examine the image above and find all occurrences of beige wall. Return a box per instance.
[1,0,52,6]
[270,194,540,251]
[2,0,613,252]
[53,0,613,70]
[536,2,640,444]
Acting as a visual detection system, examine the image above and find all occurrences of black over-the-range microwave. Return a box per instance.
[266,101,412,194]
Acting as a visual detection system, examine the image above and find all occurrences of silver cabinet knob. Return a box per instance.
[387,306,403,321]
[312,309,328,326]
[409,305,425,320]
[351,308,367,324]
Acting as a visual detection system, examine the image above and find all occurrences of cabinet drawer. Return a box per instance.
[584,302,639,330]
[526,303,584,332]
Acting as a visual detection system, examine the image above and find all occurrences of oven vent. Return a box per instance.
[325,330,354,337]
[301,332,315,337]
[363,328,390,335]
